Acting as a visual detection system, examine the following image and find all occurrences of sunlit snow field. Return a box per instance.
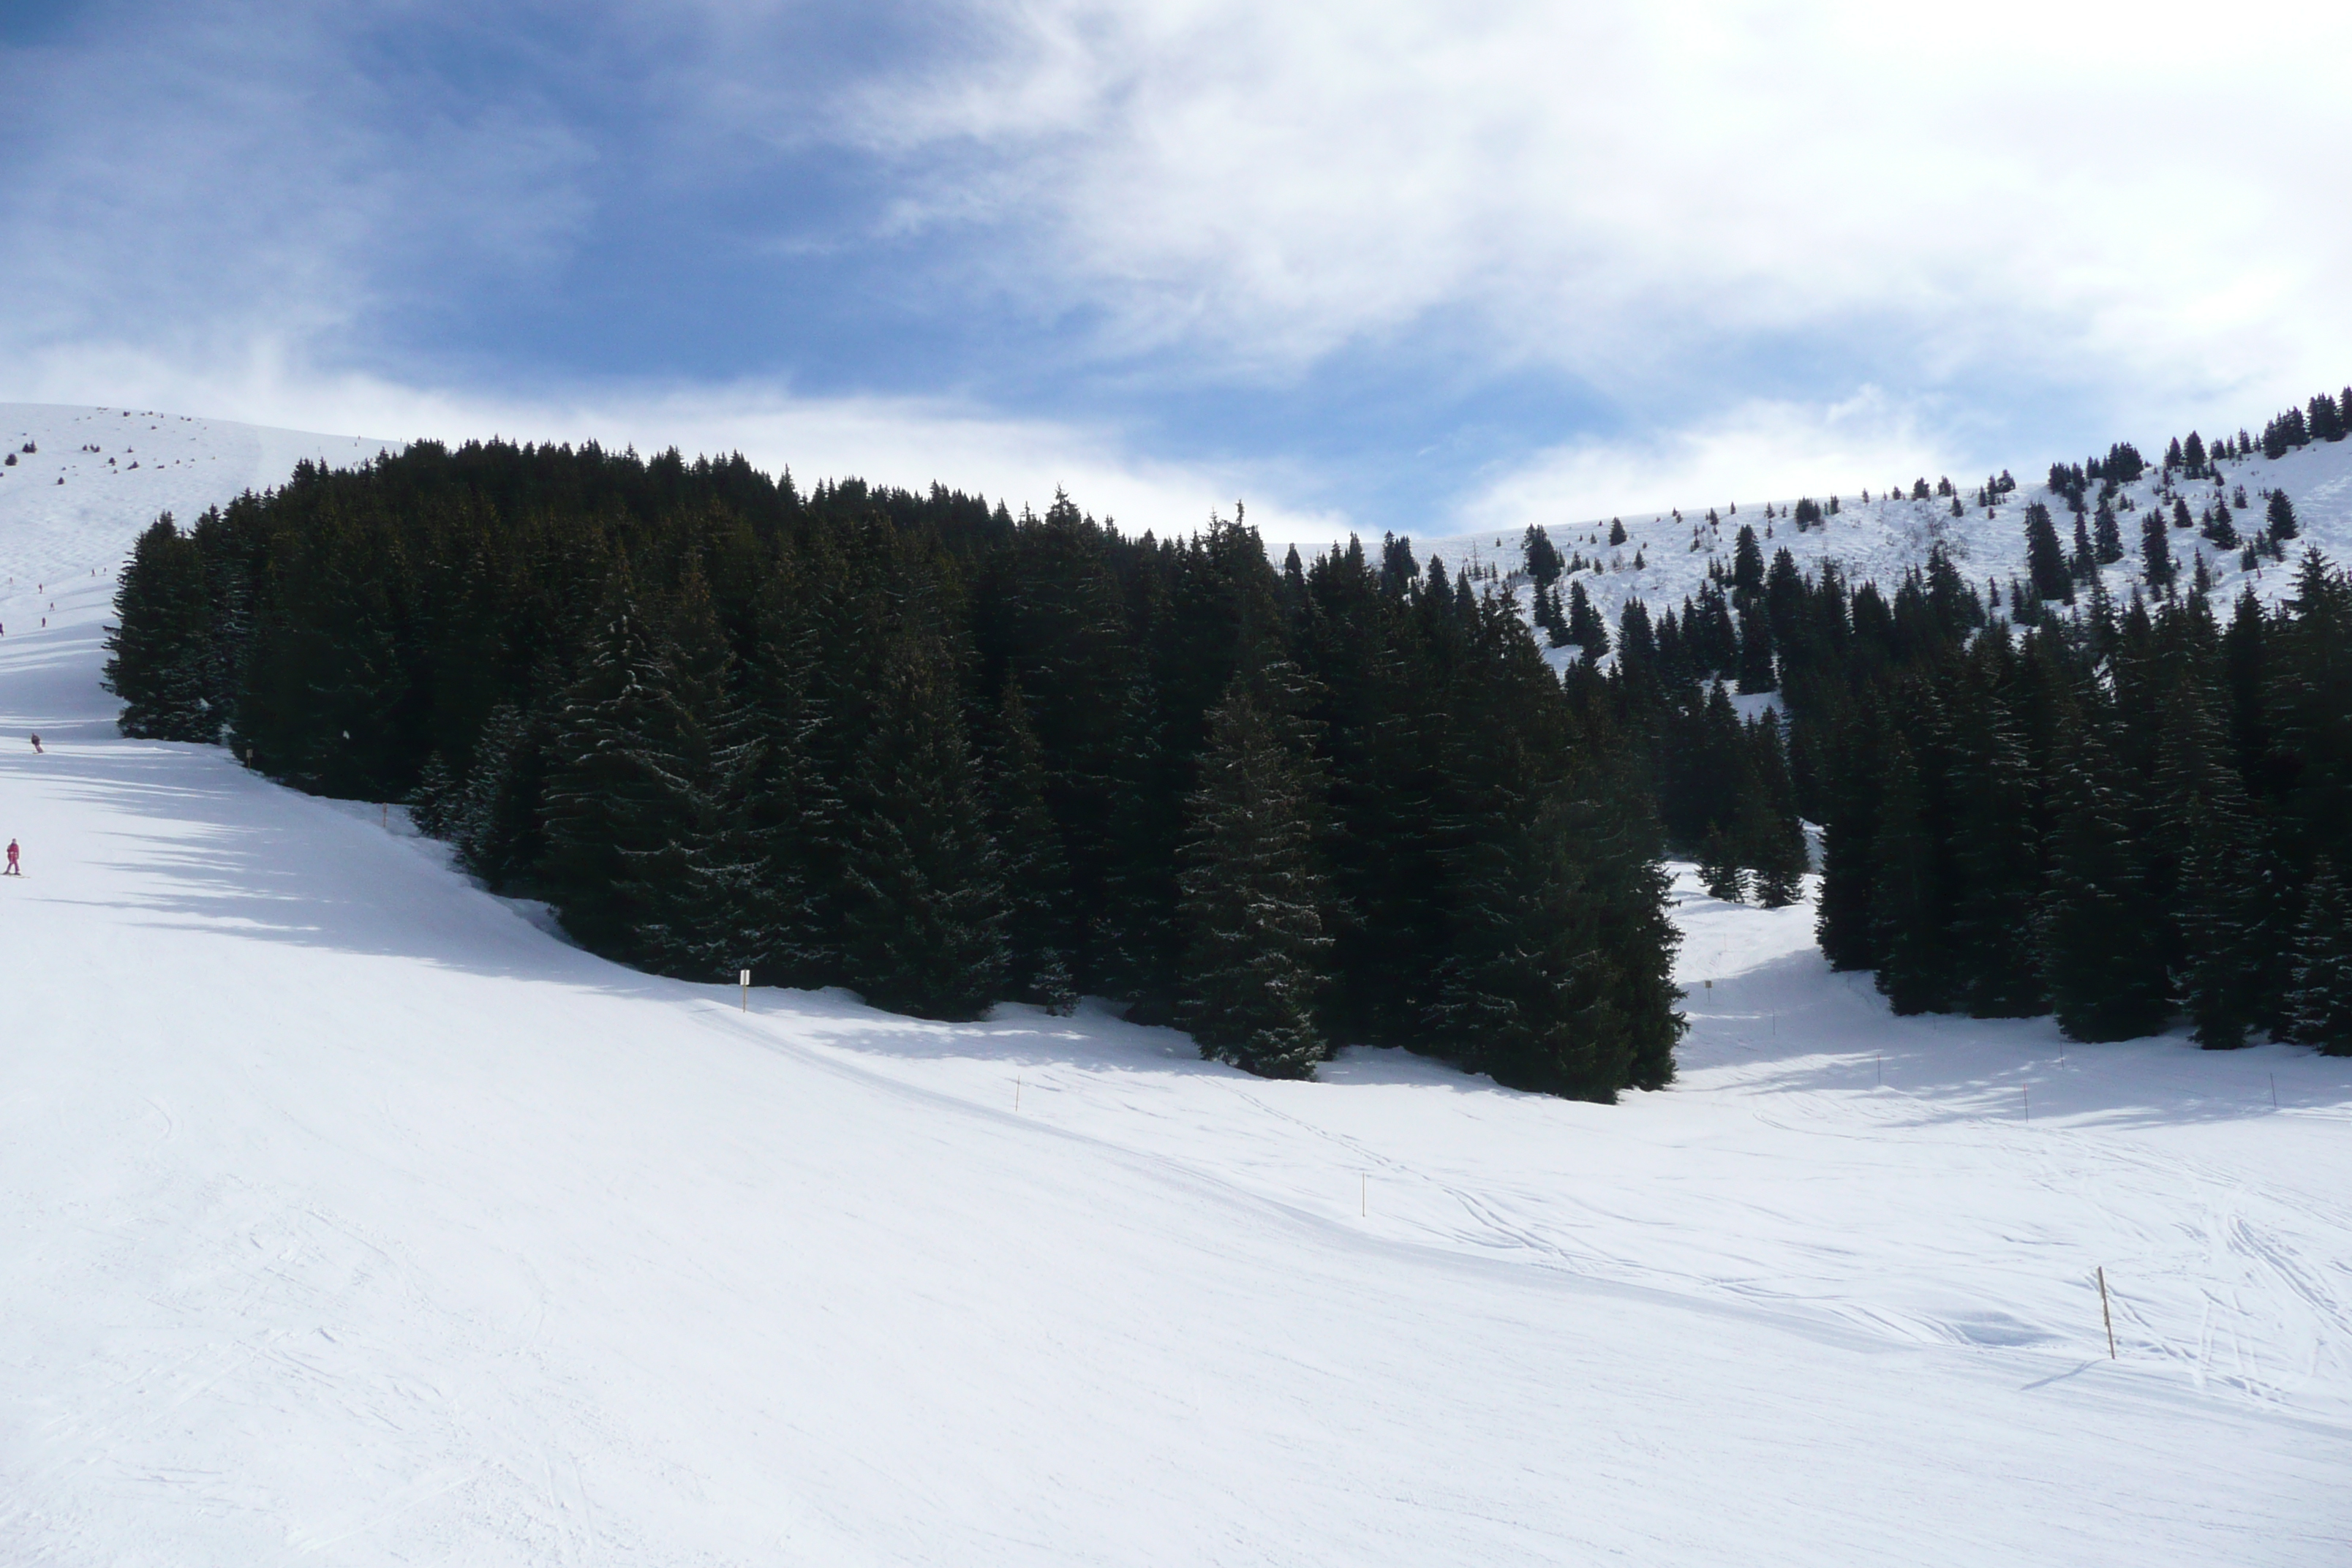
[2,404,2347,1564]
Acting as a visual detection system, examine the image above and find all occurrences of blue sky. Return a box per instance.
[5,0,2348,540]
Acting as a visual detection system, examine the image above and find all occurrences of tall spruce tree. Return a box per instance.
[837,636,1009,1021]
[105,514,221,742]
[2283,861,2352,1053]
[2039,719,2169,1041]
[992,679,1077,1009]
[538,577,714,967]
[1869,733,1952,1014]
[1174,686,1333,1078]
[2023,502,2072,602]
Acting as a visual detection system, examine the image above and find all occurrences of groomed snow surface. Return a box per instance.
[3,404,2349,1564]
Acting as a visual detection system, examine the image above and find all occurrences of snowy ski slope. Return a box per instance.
[1,403,2349,1564]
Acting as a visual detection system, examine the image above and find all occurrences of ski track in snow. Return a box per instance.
[1,402,2348,1564]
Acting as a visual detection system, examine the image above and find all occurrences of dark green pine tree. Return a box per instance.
[2266,490,2300,544]
[104,514,222,741]
[693,565,834,991]
[2283,861,2352,1053]
[1697,825,1746,902]
[407,750,461,838]
[992,679,1077,1010]
[2155,680,2261,1048]
[2070,511,2098,584]
[2022,502,2072,602]
[1869,734,1953,1014]
[1815,698,1888,970]
[1741,713,1809,908]
[1732,524,1765,598]
[1735,597,1776,693]
[1174,687,1333,1079]
[1945,675,2045,1017]
[1521,524,1564,587]
[2141,511,2174,593]
[538,578,713,967]
[837,636,1009,1021]
[453,699,549,888]
[2093,502,2125,565]
[2039,719,2169,1041]
[1566,578,1610,655]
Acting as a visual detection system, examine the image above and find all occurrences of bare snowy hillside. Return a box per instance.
[1,405,2348,1563]
[1417,427,2352,660]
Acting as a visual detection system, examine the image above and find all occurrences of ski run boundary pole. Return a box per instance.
[2097,1266,2117,1360]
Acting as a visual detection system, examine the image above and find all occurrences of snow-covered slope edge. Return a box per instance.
[1412,431,2352,665]
[0,403,397,592]
[0,407,2347,1561]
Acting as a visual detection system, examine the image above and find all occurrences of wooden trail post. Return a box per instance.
[2097,1266,2116,1360]
[1015,1076,1022,1112]
[739,968,750,1011]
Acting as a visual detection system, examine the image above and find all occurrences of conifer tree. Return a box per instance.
[2267,490,2300,543]
[451,701,546,885]
[1735,598,1776,693]
[992,679,1077,1006]
[2283,861,2352,1053]
[408,750,460,838]
[2141,512,2174,592]
[1732,525,1765,598]
[1945,676,2044,1017]
[1869,734,1951,1014]
[2023,503,2071,602]
[2039,720,2168,1041]
[2174,792,2264,1049]
[2094,502,2125,565]
[105,514,222,742]
[1566,579,1610,655]
[1174,686,1333,1078]
[1741,713,1808,908]
[1697,826,1746,902]
[837,636,1009,1020]
[1814,698,1887,970]
[538,578,714,966]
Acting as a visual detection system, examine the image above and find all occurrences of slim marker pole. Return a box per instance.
[2097,1267,2116,1359]
[2272,1074,2278,1109]
[739,968,750,1011]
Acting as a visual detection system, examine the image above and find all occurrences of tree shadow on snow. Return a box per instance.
[1680,948,2352,1131]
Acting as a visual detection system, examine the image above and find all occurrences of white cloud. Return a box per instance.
[1459,388,1953,536]
[852,0,2352,425]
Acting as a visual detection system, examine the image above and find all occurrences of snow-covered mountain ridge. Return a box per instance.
[1417,426,2352,641]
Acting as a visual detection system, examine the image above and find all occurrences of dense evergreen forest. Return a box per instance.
[1567,384,2352,1053]
[101,440,1682,1099]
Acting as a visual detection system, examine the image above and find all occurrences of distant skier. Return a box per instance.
[4,840,19,875]
[28,734,40,753]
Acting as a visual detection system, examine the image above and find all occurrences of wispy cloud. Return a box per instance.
[4,1,2348,536]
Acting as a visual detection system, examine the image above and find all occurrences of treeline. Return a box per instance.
[101,439,1681,1099]
[1572,508,2351,1051]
